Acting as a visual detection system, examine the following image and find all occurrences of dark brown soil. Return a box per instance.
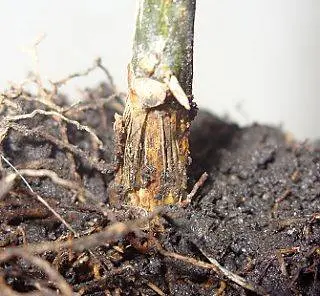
[0,81,319,296]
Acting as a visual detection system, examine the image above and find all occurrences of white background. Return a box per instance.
[0,0,319,140]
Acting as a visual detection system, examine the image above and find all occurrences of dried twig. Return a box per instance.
[153,239,268,296]
[198,247,268,295]
[2,168,86,198]
[275,246,300,276]
[0,93,21,111]
[272,188,292,216]
[275,188,292,204]
[0,173,16,199]
[5,123,113,174]
[0,45,128,295]
[6,109,103,149]
[187,172,208,200]
[2,161,108,276]
[0,249,73,296]
[1,155,76,235]
[15,91,63,112]
[216,280,227,296]
[52,58,101,88]
[1,167,110,217]
[180,171,208,205]
[21,33,47,89]
[61,94,121,115]
[95,57,116,92]
[147,281,165,296]
[0,209,161,255]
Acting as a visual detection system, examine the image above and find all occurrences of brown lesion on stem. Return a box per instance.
[110,85,191,211]
[109,0,196,211]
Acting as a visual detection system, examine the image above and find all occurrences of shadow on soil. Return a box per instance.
[189,109,239,181]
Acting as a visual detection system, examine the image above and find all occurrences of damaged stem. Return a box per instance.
[110,0,196,210]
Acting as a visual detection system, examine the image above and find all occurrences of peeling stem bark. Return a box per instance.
[110,0,196,211]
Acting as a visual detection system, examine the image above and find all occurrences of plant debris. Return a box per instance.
[0,62,319,295]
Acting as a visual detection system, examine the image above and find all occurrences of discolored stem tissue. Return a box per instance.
[109,0,196,211]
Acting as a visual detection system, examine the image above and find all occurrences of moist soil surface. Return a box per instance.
[0,82,319,296]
